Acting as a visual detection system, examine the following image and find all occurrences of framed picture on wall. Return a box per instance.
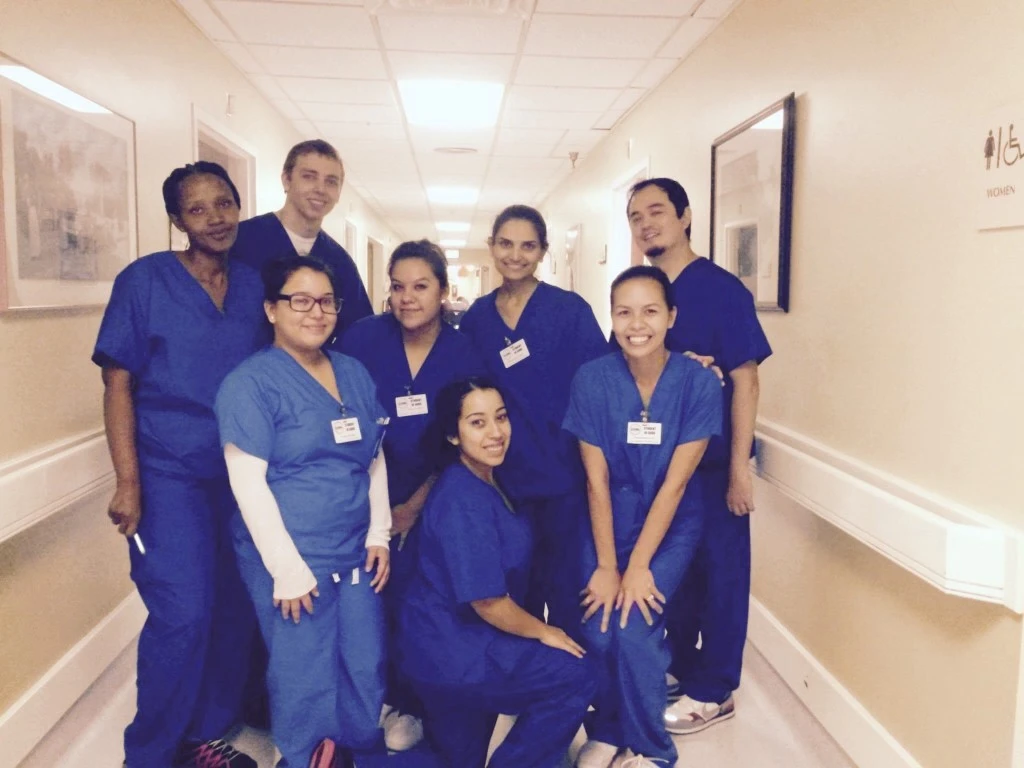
[710,92,795,312]
[0,52,138,311]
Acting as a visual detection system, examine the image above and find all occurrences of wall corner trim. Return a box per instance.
[755,419,1023,613]
[0,429,113,545]
[748,596,923,768]
[0,592,145,768]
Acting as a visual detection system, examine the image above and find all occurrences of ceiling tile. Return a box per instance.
[503,110,603,130]
[219,41,263,73]
[407,127,495,154]
[611,87,646,112]
[535,0,700,16]
[247,45,388,78]
[299,102,403,123]
[695,0,739,18]
[493,127,565,158]
[276,77,395,104]
[514,56,645,88]
[268,97,305,119]
[553,129,607,154]
[507,85,620,113]
[212,1,377,48]
[632,57,679,88]
[593,108,625,130]
[293,119,318,137]
[176,0,237,41]
[523,15,678,58]
[488,156,567,177]
[416,152,489,181]
[248,74,289,101]
[317,121,407,140]
[378,15,522,54]
[658,16,717,57]
[387,52,515,82]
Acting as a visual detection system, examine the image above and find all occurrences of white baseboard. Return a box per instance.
[756,419,1024,612]
[748,596,922,768]
[0,592,146,768]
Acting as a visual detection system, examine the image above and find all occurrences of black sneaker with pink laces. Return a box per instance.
[175,739,258,768]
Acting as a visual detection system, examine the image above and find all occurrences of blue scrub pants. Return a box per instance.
[580,513,703,765]
[521,491,587,633]
[666,467,751,704]
[384,524,424,716]
[412,636,597,768]
[239,556,387,768]
[125,468,255,768]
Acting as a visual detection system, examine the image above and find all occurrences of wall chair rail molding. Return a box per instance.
[0,428,114,544]
[754,419,1024,612]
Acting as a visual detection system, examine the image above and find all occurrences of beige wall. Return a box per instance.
[540,0,1024,764]
[0,0,397,712]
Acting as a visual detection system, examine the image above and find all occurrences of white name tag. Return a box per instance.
[627,421,662,445]
[395,394,428,417]
[331,417,362,444]
[500,339,530,368]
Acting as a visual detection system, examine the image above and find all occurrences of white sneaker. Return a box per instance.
[615,752,670,768]
[664,693,735,735]
[383,709,424,752]
[575,739,622,768]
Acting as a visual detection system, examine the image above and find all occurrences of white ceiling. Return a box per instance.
[174,0,739,247]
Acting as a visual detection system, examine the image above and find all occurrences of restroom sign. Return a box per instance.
[977,104,1024,230]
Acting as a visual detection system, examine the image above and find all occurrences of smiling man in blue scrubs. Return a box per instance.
[626,178,772,734]
[231,139,372,345]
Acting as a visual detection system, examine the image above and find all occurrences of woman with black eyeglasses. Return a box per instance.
[215,256,391,768]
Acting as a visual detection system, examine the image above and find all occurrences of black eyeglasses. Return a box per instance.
[276,293,342,314]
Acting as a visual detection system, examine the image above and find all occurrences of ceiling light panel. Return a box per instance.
[507,85,620,113]
[276,77,395,104]
[212,1,377,48]
[515,56,646,88]
[535,0,699,15]
[399,80,503,129]
[387,51,515,83]
[378,15,521,53]
[247,45,388,79]
[524,15,678,58]
[658,17,717,58]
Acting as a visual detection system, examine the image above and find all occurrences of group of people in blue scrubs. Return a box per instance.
[96,128,769,768]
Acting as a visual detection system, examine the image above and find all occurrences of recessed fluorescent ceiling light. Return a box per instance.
[436,222,471,233]
[0,66,111,113]
[398,79,503,129]
[440,239,467,247]
[427,186,478,205]
[444,249,460,260]
[752,111,783,130]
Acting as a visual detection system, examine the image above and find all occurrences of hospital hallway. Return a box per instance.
[18,639,854,768]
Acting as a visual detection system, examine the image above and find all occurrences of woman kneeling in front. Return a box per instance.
[398,377,597,768]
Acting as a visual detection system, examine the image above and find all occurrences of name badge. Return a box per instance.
[331,417,362,444]
[627,421,662,445]
[395,394,428,417]
[500,339,530,368]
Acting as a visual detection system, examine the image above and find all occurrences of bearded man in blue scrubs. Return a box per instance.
[626,178,772,735]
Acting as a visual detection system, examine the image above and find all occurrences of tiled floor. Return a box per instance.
[21,642,854,767]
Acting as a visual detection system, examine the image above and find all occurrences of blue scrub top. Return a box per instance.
[215,347,387,573]
[231,213,372,346]
[341,313,486,506]
[459,282,609,501]
[563,352,723,554]
[92,251,268,479]
[399,463,532,685]
[665,258,771,468]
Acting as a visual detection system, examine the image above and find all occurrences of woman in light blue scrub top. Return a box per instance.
[215,257,390,768]
[342,239,485,749]
[93,162,265,768]
[563,266,723,768]
[459,205,608,633]
[398,377,597,768]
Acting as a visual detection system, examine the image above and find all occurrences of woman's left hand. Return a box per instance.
[684,350,726,386]
[616,565,666,628]
[365,545,390,593]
